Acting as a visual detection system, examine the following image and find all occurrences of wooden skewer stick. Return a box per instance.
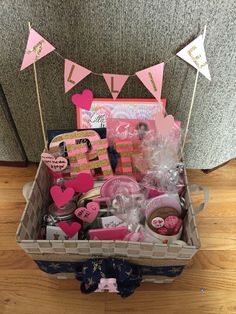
[181,25,207,154]
[28,22,47,148]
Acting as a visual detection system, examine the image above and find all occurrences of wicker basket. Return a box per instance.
[16,161,208,284]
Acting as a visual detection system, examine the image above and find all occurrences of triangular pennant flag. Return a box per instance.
[103,74,129,99]
[177,35,211,80]
[136,63,164,101]
[64,59,92,93]
[20,28,55,71]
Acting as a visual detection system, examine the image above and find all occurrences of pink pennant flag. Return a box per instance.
[20,28,55,71]
[103,74,129,100]
[136,63,164,101]
[64,59,92,93]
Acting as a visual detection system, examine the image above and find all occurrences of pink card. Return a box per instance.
[107,118,156,142]
[77,98,166,129]
[89,226,128,240]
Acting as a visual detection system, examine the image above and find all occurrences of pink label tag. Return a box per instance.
[41,153,68,172]
[50,186,75,208]
[74,202,99,223]
[57,221,81,238]
[155,112,175,136]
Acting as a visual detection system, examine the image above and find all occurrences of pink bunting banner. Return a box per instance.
[20,27,211,98]
[64,59,92,93]
[135,63,164,102]
[20,28,55,71]
[103,73,129,100]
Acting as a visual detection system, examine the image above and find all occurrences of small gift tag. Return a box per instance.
[74,202,99,223]
[101,216,126,228]
[50,186,75,208]
[155,112,175,136]
[46,225,79,240]
[41,152,68,172]
[57,222,81,238]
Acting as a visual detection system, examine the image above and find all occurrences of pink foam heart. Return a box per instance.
[155,112,174,136]
[64,173,94,193]
[71,89,93,111]
[74,201,99,223]
[57,221,81,238]
[50,186,75,208]
[41,153,68,172]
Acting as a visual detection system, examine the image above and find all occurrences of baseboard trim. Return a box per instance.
[0,160,28,167]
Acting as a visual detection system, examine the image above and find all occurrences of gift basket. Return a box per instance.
[17,24,210,297]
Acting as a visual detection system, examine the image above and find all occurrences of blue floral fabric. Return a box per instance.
[36,258,184,298]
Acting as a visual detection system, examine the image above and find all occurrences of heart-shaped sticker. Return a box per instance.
[50,186,75,208]
[74,201,99,223]
[57,221,81,238]
[155,112,174,136]
[41,153,68,172]
[71,89,93,111]
[64,173,94,193]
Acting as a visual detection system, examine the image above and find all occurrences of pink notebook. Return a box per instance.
[77,98,166,128]
[106,118,156,142]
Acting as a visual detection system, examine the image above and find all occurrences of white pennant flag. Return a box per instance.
[177,34,211,80]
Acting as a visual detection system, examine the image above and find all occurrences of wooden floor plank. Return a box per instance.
[0,160,236,313]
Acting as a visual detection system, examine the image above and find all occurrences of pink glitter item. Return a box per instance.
[157,227,168,235]
[151,217,165,229]
[164,215,179,229]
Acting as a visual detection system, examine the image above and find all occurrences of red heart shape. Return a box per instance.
[57,221,81,238]
[64,173,94,193]
[74,202,99,223]
[155,112,174,136]
[50,186,75,208]
[71,89,93,111]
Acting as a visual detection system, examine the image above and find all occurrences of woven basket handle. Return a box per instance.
[189,184,209,215]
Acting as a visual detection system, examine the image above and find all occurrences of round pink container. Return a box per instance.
[145,194,182,219]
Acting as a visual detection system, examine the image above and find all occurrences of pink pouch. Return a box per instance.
[89,226,128,240]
